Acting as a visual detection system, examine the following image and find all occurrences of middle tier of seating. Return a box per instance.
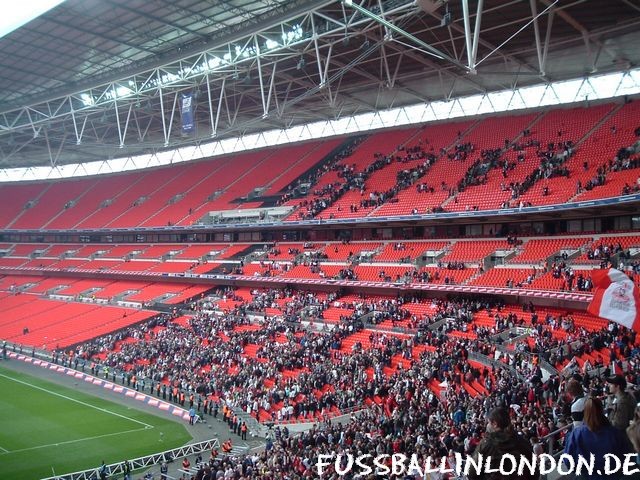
[1,233,638,293]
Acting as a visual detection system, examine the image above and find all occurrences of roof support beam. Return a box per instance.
[253,36,268,118]
[214,78,226,138]
[425,1,541,78]
[265,64,278,118]
[470,0,483,73]
[114,99,124,148]
[539,0,618,68]
[44,128,54,167]
[462,0,473,70]
[462,0,484,73]
[622,0,640,14]
[380,42,394,89]
[311,15,327,87]
[529,0,545,75]
[69,97,87,146]
[167,92,179,146]
[380,35,488,97]
[343,0,470,72]
[158,85,168,147]
[205,74,215,137]
[541,8,555,77]
[475,0,557,69]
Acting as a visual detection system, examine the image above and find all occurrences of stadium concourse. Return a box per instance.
[2,0,640,479]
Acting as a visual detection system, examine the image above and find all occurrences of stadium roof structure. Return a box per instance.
[0,0,639,171]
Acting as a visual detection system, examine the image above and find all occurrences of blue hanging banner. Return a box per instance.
[181,93,194,134]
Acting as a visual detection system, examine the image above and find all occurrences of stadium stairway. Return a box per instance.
[441,112,542,211]
[260,138,345,196]
[178,149,287,226]
[139,158,236,227]
[369,119,478,217]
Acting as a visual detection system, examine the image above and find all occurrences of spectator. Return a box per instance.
[468,407,538,480]
[563,397,633,478]
[606,374,637,430]
[566,378,586,427]
[98,461,107,480]
[160,461,168,480]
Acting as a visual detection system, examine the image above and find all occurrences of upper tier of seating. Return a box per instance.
[0,101,638,231]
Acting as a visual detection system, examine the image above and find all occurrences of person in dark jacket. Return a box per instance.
[626,415,640,480]
[564,396,633,480]
[606,374,636,430]
[468,406,538,480]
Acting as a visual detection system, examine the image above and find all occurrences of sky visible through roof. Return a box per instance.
[0,0,66,39]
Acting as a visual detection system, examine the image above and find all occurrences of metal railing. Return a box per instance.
[41,438,220,480]
[540,423,572,455]
[468,351,521,380]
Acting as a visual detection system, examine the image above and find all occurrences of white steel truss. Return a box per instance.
[1,67,638,182]
[1,0,639,170]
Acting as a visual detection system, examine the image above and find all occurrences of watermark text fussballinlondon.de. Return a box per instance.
[316,452,640,477]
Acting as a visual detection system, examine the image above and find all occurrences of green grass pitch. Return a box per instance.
[0,365,192,479]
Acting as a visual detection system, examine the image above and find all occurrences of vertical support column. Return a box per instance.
[69,97,87,145]
[206,73,215,137]
[121,104,133,148]
[214,77,226,137]
[470,0,483,74]
[541,9,555,76]
[114,97,124,148]
[265,63,277,117]
[254,36,268,119]
[166,92,179,146]
[462,0,473,70]
[158,81,168,147]
[530,0,544,75]
[311,15,326,87]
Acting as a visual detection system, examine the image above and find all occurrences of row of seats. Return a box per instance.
[1,233,637,293]
[1,274,208,304]
[4,233,636,264]
[0,292,154,348]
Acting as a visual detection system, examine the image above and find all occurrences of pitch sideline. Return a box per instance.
[0,427,150,455]
[0,371,154,428]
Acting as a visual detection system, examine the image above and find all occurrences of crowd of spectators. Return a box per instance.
[277,117,640,222]
[288,134,489,220]
[586,241,626,262]
[455,148,503,194]
[57,284,640,480]
[550,262,593,292]
[598,138,640,195]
